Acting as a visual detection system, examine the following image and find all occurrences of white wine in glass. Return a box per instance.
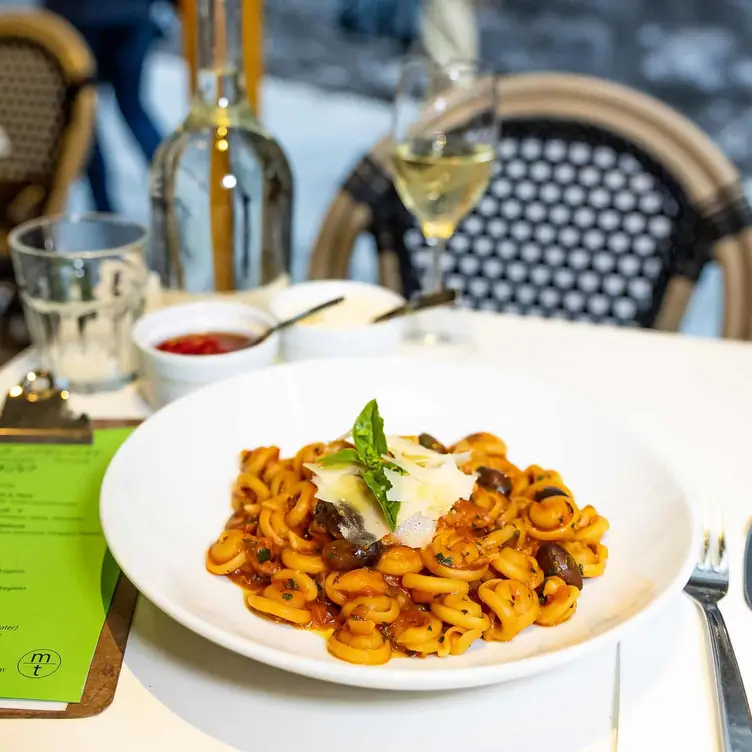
[392,57,498,346]
[392,140,495,243]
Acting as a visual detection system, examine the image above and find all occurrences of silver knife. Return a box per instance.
[611,642,621,751]
[744,524,752,610]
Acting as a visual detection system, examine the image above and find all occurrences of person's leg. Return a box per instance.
[73,26,115,212]
[87,133,114,213]
[338,0,365,34]
[108,22,163,163]
[393,0,420,51]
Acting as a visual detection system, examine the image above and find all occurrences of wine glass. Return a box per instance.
[391,56,498,346]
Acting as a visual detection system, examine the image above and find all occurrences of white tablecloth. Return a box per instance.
[4,311,752,752]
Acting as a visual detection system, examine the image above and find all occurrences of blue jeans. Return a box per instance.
[77,23,163,213]
[338,0,420,47]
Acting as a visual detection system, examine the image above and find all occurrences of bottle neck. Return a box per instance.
[195,0,248,108]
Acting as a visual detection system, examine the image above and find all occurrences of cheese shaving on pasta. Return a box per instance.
[305,462,391,542]
[306,436,476,547]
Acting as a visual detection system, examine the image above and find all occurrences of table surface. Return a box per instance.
[3,310,752,752]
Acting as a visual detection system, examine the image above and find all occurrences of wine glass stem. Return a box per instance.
[425,236,446,294]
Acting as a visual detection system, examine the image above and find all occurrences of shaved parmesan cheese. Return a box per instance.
[385,438,476,547]
[450,450,472,466]
[393,513,438,548]
[306,435,477,549]
[305,462,391,542]
[388,436,472,475]
[305,462,359,483]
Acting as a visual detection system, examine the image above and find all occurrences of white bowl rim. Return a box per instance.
[270,279,407,297]
[269,280,407,332]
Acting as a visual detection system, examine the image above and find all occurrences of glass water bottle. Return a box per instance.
[149,0,292,304]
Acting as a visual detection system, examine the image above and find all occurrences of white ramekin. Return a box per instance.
[132,301,279,409]
[268,280,407,361]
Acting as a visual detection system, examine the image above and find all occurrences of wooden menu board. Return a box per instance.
[1,419,141,720]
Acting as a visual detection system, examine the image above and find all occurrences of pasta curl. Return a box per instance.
[328,625,391,665]
[479,578,540,641]
[564,542,609,578]
[491,548,544,589]
[536,576,580,626]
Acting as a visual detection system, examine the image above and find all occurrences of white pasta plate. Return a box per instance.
[100,357,697,691]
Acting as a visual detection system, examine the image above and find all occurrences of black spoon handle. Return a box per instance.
[373,289,457,324]
[275,296,345,331]
[256,296,345,344]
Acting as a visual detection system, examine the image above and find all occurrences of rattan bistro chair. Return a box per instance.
[0,11,96,356]
[310,73,752,338]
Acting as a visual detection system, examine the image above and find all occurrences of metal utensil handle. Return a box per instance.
[277,296,345,329]
[255,296,346,344]
[703,602,752,750]
[372,304,408,324]
[744,526,752,610]
[373,289,457,323]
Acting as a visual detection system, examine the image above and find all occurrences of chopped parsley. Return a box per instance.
[558,515,564,524]
[539,593,547,605]
[435,552,454,567]
[287,578,297,589]
[256,547,271,563]
[427,625,433,631]
[578,563,584,575]
[281,592,293,601]
[438,636,445,644]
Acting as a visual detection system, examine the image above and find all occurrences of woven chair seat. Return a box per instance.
[398,120,701,328]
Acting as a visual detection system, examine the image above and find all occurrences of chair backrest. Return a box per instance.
[0,11,96,359]
[0,11,95,247]
[310,73,752,339]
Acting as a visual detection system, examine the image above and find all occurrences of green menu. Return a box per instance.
[0,428,133,703]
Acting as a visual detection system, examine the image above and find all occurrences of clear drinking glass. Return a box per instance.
[392,57,498,345]
[9,213,148,393]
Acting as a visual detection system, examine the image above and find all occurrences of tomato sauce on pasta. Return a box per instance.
[206,432,609,665]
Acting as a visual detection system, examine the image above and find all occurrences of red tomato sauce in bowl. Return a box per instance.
[155,332,256,356]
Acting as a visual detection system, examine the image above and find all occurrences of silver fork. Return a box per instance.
[684,519,752,751]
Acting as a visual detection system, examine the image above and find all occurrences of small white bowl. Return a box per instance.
[268,280,407,361]
[132,301,278,409]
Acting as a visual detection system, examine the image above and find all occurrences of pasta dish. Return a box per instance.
[206,400,609,665]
